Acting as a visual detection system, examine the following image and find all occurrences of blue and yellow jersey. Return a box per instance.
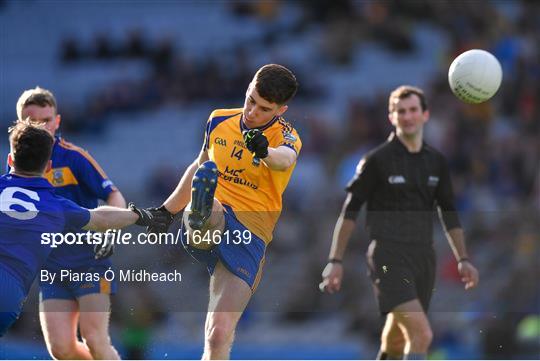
[0,174,90,294]
[203,108,301,244]
[45,137,117,209]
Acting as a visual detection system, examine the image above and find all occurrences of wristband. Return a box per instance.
[458,257,470,263]
[328,258,343,264]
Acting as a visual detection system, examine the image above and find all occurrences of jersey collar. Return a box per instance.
[239,114,279,133]
[389,132,426,154]
[4,173,53,189]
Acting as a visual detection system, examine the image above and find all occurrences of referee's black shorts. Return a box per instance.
[366,239,436,315]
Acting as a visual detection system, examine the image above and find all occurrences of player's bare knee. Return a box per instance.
[409,327,433,351]
[206,324,233,349]
[205,314,235,349]
[81,328,110,352]
[48,341,77,360]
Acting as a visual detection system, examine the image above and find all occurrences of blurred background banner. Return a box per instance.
[1,0,538,359]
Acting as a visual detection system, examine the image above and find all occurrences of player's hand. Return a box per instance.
[319,262,343,294]
[94,232,114,260]
[129,203,173,228]
[458,260,479,290]
[145,205,175,234]
[243,129,269,159]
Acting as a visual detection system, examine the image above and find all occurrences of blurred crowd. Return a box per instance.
[2,0,539,359]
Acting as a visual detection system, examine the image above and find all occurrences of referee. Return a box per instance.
[320,86,479,360]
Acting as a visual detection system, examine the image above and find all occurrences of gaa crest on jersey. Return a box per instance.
[52,169,65,186]
[214,137,227,147]
[46,167,79,187]
[428,176,439,186]
[388,175,406,184]
[283,132,297,143]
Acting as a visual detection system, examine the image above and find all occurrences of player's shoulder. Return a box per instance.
[209,108,243,121]
[276,116,297,132]
[272,116,300,138]
[57,137,108,173]
[366,139,393,161]
[56,137,92,159]
[423,142,448,162]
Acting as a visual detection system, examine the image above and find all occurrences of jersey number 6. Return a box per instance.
[0,187,40,220]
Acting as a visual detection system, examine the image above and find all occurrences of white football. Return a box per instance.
[448,49,502,104]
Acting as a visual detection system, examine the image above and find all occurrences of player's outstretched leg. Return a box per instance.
[189,161,218,230]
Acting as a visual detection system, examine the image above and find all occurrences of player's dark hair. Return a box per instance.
[388,85,428,113]
[254,64,298,105]
[16,86,58,119]
[8,120,54,174]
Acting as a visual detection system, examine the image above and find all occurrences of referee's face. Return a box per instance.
[389,94,429,137]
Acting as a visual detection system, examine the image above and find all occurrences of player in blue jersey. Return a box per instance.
[15,87,126,359]
[0,121,163,338]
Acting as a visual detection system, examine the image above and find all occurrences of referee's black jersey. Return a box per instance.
[345,132,461,245]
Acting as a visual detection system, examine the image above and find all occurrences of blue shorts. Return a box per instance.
[180,205,266,291]
[0,268,26,337]
[40,265,117,301]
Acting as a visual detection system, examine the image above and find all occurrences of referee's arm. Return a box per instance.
[329,193,362,262]
[320,156,375,294]
[437,158,479,289]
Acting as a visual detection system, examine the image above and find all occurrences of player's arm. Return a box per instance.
[436,157,479,289]
[263,146,297,171]
[243,129,298,171]
[83,206,139,231]
[106,190,127,208]
[82,204,165,232]
[163,148,209,214]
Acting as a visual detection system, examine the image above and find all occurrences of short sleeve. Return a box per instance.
[345,155,378,204]
[58,197,91,231]
[435,155,461,230]
[202,111,215,151]
[72,151,116,201]
[276,123,302,156]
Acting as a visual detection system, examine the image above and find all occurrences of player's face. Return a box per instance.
[20,105,60,136]
[243,83,287,128]
[388,95,429,136]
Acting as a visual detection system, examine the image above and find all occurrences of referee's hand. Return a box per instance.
[458,260,479,290]
[319,262,343,294]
